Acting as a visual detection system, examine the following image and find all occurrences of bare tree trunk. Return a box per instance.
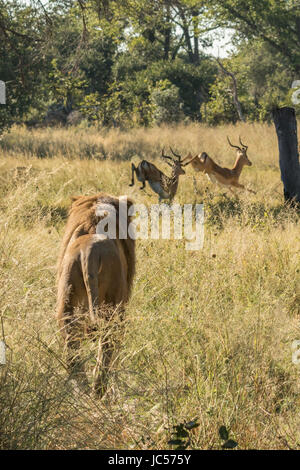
[171,32,184,60]
[215,58,246,122]
[193,34,199,64]
[192,10,200,65]
[178,9,194,64]
[273,107,300,205]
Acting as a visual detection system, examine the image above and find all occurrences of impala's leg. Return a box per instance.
[246,187,256,194]
[135,164,146,190]
[131,163,146,190]
[193,176,199,194]
[232,182,246,191]
[231,181,255,195]
[228,186,239,198]
[129,163,136,186]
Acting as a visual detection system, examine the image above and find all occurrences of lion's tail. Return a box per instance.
[80,249,102,325]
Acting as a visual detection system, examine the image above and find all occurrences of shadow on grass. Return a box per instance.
[201,194,300,229]
[41,205,69,226]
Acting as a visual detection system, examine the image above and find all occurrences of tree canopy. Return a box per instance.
[0,0,299,130]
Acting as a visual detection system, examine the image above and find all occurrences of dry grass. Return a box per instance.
[0,121,288,164]
[0,123,299,450]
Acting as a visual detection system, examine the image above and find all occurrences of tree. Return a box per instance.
[273,107,300,205]
[1,0,299,129]
[150,79,184,124]
[0,0,63,129]
[206,0,300,75]
[215,57,245,121]
[202,40,299,124]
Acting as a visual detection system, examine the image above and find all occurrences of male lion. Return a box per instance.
[56,193,135,396]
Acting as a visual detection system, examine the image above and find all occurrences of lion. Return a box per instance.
[56,193,136,396]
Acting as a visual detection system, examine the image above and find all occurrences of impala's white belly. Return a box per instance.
[206,173,217,184]
[206,173,228,188]
[148,181,169,199]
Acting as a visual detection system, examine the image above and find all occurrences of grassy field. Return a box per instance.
[0,123,299,450]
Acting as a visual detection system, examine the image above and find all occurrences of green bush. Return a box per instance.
[150,80,184,125]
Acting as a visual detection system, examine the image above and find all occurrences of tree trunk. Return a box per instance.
[192,10,200,65]
[193,34,199,64]
[179,9,194,64]
[163,4,171,60]
[273,107,300,205]
[215,58,245,122]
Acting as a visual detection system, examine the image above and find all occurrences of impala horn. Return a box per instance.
[181,152,194,166]
[227,136,241,150]
[170,147,182,161]
[161,148,173,161]
[239,136,248,150]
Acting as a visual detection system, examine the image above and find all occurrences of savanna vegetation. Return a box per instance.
[0,123,299,449]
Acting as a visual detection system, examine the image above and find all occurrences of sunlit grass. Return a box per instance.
[0,123,299,449]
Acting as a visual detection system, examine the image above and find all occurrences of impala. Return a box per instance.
[182,137,256,194]
[129,148,185,202]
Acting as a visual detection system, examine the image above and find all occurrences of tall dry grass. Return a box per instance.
[1,121,292,165]
[0,123,299,449]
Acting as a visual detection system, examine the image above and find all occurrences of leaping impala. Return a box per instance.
[182,137,256,195]
[129,148,186,202]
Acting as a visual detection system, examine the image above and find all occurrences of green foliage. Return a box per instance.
[49,59,87,112]
[79,36,117,98]
[202,40,299,124]
[105,56,217,125]
[202,77,239,125]
[146,58,217,120]
[206,0,300,74]
[0,0,51,130]
[150,80,184,125]
[80,93,101,122]
[0,0,298,129]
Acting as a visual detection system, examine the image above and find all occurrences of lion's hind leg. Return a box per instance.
[92,304,124,398]
[57,256,90,393]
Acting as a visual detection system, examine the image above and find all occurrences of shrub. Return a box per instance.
[150,80,184,125]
